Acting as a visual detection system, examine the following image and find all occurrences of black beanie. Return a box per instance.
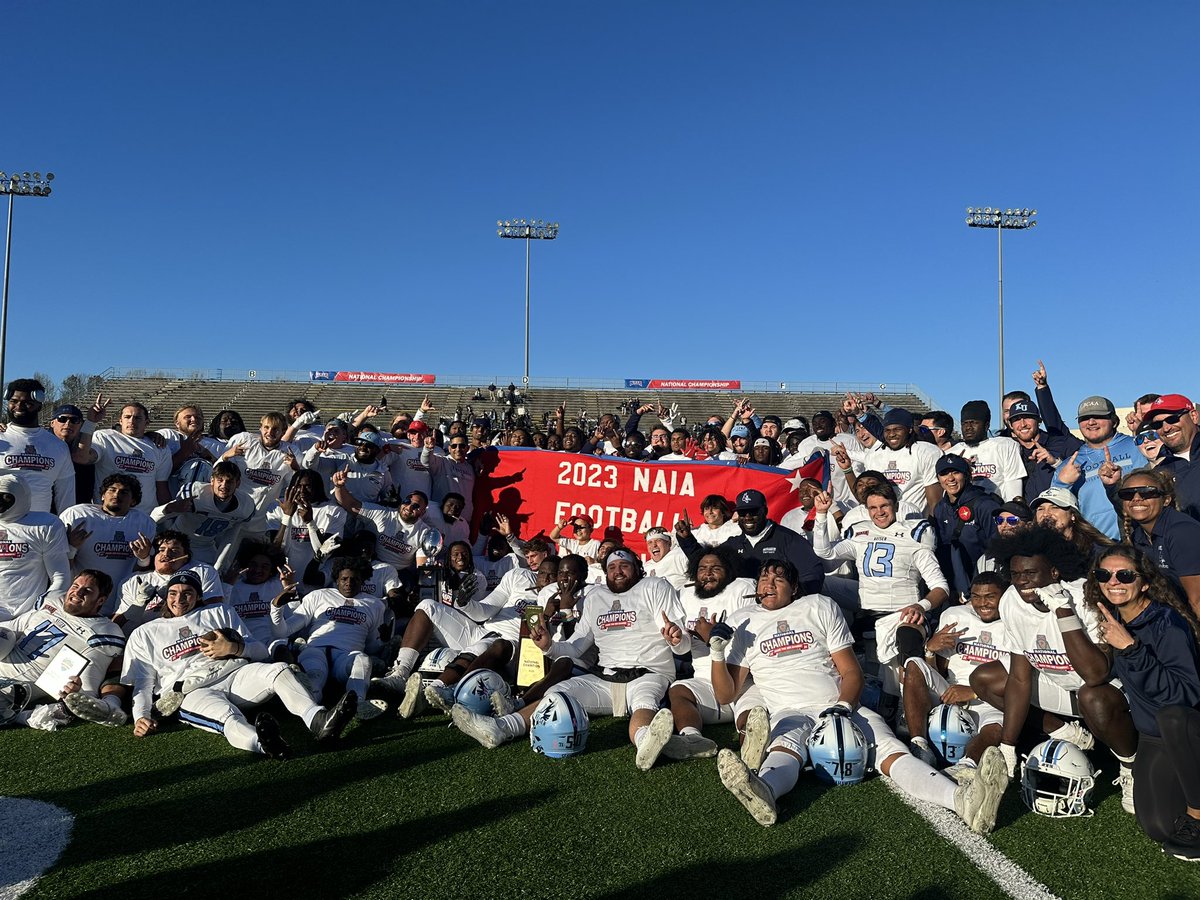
[960,400,991,424]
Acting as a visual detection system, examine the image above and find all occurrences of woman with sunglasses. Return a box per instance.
[1133,423,1165,467]
[977,501,1034,574]
[1117,470,1200,617]
[1082,547,1200,859]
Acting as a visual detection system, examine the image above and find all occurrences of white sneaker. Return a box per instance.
[635,708,674,771]
[1114,767,1135,814]
[425,681,457,714]
[371,671,409,697]
[398,673,427,719]
[717,748,777,826]
[1057,720,1095,751]
[944,759,978,784]
[452,704,506,749]
[740,706,770,771]
[63,692,128,727]
[491,689,516,717]
[910,736,939,768]
[662,731,719,761]
[356,699,387,721]
[954,745,1008,835]
[155,690,185,717]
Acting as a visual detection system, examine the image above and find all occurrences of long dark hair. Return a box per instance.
[1083,545,1200,647]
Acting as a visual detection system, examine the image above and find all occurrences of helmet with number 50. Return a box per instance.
[1021,739,1097,817]
[453,669,511,716]
[807,715,869,785]
[927,704,977,764]
[529,691,589,758]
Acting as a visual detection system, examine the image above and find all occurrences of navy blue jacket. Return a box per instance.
[932,484,1001,597]
[1014,385,1083,503]
[1109,601,1200,736]
[1157,429,1200,523]
[678,520,824,594]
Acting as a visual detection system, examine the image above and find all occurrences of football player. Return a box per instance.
[122,570,355,757]
[451,549,688,768]
[331,474,434,579]
[0,378,75,513]
[1,570,124,731]
[59,473,155,609]
[710,558,1008,832]
[90,402,172,514]
[0,471,71,620]
[150,461,257,570]
[113,530,225,635]
[219,413,300,538]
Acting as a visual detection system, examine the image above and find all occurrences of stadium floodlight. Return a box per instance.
[497,217,559,388]
[0,171,55,394]
[966,204,1037,414]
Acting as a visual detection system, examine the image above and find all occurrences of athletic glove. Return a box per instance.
[296,410,321,427]
[1034,585,1072,612]
[819,701,853,719]
[452,573,479,606]
[707,621,734,659]
[133,579,159,607]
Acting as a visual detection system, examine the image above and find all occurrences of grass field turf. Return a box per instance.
[3,707,1199,900]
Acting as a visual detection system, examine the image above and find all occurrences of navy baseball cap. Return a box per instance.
[1007,399,1040,421]
[51,404,84,420]
[734,488,767,511]
[936,454,972,476]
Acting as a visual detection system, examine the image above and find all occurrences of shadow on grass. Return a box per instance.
[62,789,555,900]
[593,833,864,900]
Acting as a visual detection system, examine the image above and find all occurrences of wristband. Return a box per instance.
[709,645,726,662]
[80,421,96,435]
[917,598,933,612]
[1056,614,1083,633]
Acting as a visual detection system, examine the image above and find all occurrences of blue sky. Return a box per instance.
[5,2,1196,419]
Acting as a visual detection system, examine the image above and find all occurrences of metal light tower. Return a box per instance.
[966,206,1037,414]
[1,171,55,393]
[497,218,559,389]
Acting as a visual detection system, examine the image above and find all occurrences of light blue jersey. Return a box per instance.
[1051,434,1147,538]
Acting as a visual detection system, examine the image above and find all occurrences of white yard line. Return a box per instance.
[0,798,73,900]
[884,779,1061,900]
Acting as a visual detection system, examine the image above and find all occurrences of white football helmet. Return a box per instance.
[927,704,977,764]
[807,715,870,785]
[454,669,511,716]
[418,647,461,676]
[529,692,589,758]
[1021,739,1097,817]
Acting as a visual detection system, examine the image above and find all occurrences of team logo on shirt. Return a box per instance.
[758,620,815,657]
[1026,633,1074,672]
[324,605,368,626]
[954,632,1005,664]
[245,467,282,488]
[3,445,54,471]
[379,534,413,556]
[884,462,912,487]
[162,626,204,661]
[236,592,269,619]
[597,598,637,631]
[685,605,710,632]
[93,540,133,559]
[0,536,31,559]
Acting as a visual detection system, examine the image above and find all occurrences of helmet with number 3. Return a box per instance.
[1022,739,1097,818]
[529,691,589,758]
[453,669,511,716]
[808,715,869,785]
[927,704,977,764]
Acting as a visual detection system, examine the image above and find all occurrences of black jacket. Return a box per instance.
[679,520,825,594]
[932,485,1001,597]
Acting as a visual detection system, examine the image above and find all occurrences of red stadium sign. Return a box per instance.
[647,379,741,391]
[473,448,810,556]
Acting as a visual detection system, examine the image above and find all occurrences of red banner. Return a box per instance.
[647,379,741,391]
[473,449,808,556]
[331,371,435,385]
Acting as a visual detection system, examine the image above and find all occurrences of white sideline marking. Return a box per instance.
[884,780,1061,900]
[0,798,73,899]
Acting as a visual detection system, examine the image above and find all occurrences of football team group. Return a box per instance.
[1,360,1198,866]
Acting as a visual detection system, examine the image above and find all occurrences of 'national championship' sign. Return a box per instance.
[624,378,742,390]
[473,448,810,556]
[309,371,436,385]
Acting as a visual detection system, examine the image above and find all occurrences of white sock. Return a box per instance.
[100,695,123,714]
[498,713,527,740]
[758,751,800,800]
[272,667,322,725]
[681,726,702,736]
[1116,753,1136,767]
[889,754,958,810]
[392,648,419,680]
[634,725,649,747]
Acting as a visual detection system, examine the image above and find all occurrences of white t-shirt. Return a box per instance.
[694,519,741,547]
[58,503,156,598]
[270,588,387,653]
[114,562,225,630]
[91,430,171,514]
[998,581,1101,691]
[386,444,432,502]
[644,545,690,590]
[726,594,854,711]
[935,601,1011,687]
[356,505,434,571]
[0,512,71,619]
[862,441,943,510]
[265,503,347,577]
[0,425,75,513]
[223,432,297,518]
[151,484,257,568]
[680,577,757,680]
[224,577,282,646]
[949,437,1026,501]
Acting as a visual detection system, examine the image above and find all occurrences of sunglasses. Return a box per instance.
[1093,567,1138,584]
[1151,413,1185,427]
[994,514,1025,526]
[449,443,468,449]
[55,415,82,424]
[1134,430,1159,446]
[1116,486,1166,501]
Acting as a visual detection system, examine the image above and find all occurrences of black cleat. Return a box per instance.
[255,712,291,760]
[311,690,357,742]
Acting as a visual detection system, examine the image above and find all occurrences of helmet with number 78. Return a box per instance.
[1021,739,1097,817]
[807,715,869,785]
[529,691,589,758]
[928,703,977,764]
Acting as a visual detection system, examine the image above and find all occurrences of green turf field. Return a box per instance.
[2,708,1198,900]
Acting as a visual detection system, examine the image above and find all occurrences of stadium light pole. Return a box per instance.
[966,206,1037,415]
[497,218,559,389]
[0,171,55,394]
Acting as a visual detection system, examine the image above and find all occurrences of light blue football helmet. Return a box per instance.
[529,691,589,759]
[453,669,511,715]
[927,704,977,764]
[807,715,869,785]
